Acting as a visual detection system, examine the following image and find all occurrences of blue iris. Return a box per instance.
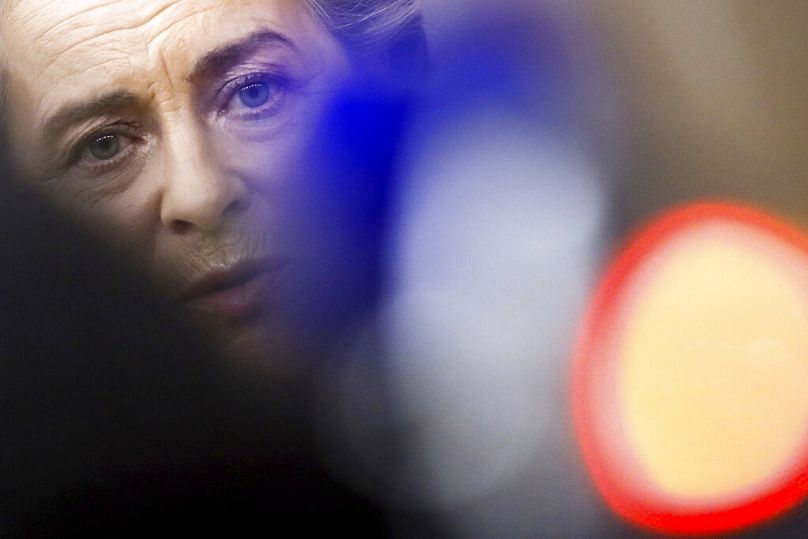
[239,82,270,108]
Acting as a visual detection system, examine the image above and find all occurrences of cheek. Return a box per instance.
[214,109,321,189]
[43,174,161,265]
[32,157,157,242]
[82,193,157,255]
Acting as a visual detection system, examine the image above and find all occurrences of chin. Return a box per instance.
[215,317,304,378]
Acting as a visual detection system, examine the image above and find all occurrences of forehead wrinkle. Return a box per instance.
[148,46,184,108]
[31,2,218,77]
[27,0,174,44]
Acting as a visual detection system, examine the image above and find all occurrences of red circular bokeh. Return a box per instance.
[571,201,808,535]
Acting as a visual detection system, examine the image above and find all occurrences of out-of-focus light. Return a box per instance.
[315,5,613,536]
[573,202,808,535]
[315,86,608,538]
[378,109,606,505]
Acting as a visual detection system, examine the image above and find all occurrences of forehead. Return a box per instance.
[1,0,338,112]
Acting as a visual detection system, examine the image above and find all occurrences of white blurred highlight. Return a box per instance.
[389,106,606,516]
[318,100,609,536]
[312,1,615,535]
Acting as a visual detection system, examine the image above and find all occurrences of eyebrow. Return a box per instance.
[189,29,296,81]
[42,90,144,143]
[39,30,296,143]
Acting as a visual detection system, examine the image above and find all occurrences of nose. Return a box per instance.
[159,124,250,234]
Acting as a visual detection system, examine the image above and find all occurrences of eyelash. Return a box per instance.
[64,72,289,174]
[216,71,290,122]
[70,124,144,172]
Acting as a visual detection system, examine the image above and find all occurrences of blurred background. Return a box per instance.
[312,1,808,537]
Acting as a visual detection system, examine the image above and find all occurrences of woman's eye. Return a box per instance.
[88,134,121,161]
[239,82,270,108]
[219,75,287,120]
[76,130,139,167]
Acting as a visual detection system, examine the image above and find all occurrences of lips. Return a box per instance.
[177,258,285,322]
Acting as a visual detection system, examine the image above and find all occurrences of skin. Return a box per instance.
[0,0,353,368]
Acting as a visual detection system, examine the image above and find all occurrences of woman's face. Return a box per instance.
[1,0,353,365]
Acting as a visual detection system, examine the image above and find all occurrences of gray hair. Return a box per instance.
[306,0,422,45]
[304,0,427,81]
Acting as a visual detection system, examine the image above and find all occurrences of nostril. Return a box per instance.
[160,181,251,233]
[170,219,194,235]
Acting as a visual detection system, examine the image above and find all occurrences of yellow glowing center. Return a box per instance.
[619,230,808,500]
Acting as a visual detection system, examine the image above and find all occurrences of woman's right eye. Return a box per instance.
[87,134,121,161]
[76,129,139,168]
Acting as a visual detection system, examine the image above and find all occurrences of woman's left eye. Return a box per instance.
[220,74,287,120]
[238,82,271,108]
